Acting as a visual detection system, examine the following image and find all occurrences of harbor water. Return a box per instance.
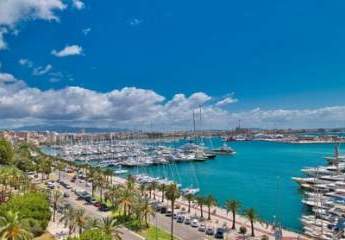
[124,138,335,232]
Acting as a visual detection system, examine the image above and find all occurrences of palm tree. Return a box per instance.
[97,217,122,240]
[60,207,77,236]
[245,208,258,237]
[205,194,217,220]
[51,190,62,222]
[147,183,153,199]
[196,196,205,219]
[84,218,99,230]
[74,208,86,235]
[159,183,166,202]
[107,185,121,210]
[140,198,155,227]
[184,194,194,213]
[165,184,180,240]
[56,162,66,181]
[225,200,240,230]
[103,168,114,186]
[118,186,135,217]
[139,183,146,197]
[0,211,33,240]
[152,182,159,200]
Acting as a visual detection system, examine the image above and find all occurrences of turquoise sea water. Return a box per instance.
[125,138,336,232]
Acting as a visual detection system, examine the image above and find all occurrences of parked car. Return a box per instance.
[177,216,185,223]
[165,210,172,217]
[94,202,101,208]
[154,204,162,212]
[215,228,225,239]
[99,203,110,212]
[191,219,199,228]
[198,224,206,232]
[63,192,70,198]
[206,227,215,236]
[184,218,191,225]
[160,206,167,214]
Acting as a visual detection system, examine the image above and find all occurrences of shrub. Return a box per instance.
[0,192,51,236]
[239,226,247,235]
[0,139,14,165]
[68,229,112,240]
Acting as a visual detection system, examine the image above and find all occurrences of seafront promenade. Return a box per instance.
[110,175,308,240]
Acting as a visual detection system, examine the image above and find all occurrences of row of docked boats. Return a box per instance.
[133,173,200,195]
[51,140,236,169]
[293,144,345,240]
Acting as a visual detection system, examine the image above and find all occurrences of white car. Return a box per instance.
[191,219,199,228]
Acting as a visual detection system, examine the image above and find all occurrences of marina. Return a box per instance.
[293,144,345,239]
[43,137,336,232]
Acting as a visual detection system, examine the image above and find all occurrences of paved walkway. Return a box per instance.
[110,175,309,240]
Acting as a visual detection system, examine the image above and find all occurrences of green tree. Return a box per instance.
[56,162,66,181]
[225,200,240,230]
[74,208,86,235]
[0,192,51,236]
[165,184,180,240]
[138,198,155,227]
[60,207,77,236]
[0,210,33,240]
[51,190,62,222]
[196,196,205,219]
[0,139,14,165]
[245,208,258,237]
[69,229,113,240]
[96,217,122,240]
[205,194,217,220]
[184,194,194,213]
[239,226,247,240]
[159,184,166,203]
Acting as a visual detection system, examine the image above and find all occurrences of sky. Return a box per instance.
[1,0,345,130]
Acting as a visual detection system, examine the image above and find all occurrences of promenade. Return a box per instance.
[111,175,309,240]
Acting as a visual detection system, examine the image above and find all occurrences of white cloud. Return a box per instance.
[0,72,17,83]
[1,71,345,130]
[0,28,8,50]
[82,28,91,36]
[51,45,83,57]
[0,0,66,26]
[18,58,33,68]
[0,0,66,50]
[72,0,85,10]
[129,18,143,26]
[215,97,238,108]
[32,64,52,76]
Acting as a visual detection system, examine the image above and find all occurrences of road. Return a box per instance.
[58,172,210,240]
[52,173,144,240]
[149,213,209,240]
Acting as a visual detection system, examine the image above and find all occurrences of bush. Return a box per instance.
[261,235,269,240]
[239,226,247,235]
[0,192,51,236]
[0,139,14,165]
[68,229,112,240]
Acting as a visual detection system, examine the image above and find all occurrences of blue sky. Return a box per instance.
[1,0,345,129]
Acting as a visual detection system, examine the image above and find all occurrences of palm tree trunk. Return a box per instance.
[53,203,56,222]
[188,200,191,213]
[208,206,211,220]
[251,220,255,237]
[161,190,165,202]
[232,211,236,229]
[170,200,174,240]
[200,205,203,218]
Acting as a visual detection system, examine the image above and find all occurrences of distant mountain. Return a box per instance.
[12,125,129,133]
